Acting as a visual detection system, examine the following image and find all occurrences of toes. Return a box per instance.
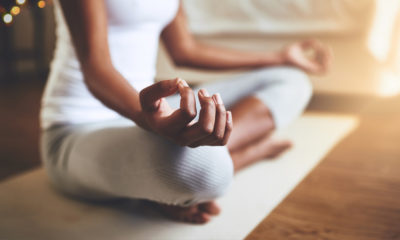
[184,212,210,224]
[266,140,292,158]
[153,202,213,224]
[198,202,221,216]
[279,140,293,148]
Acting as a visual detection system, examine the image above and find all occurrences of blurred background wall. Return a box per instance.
[157,0,400,97]
[1,0,399,97]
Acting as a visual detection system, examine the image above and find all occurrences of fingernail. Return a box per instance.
[227,111,232,123]
[178,78,189,87]
[214,93,223,105]
[200,89,209,97]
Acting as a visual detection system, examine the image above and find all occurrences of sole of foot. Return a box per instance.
[146,200,221,224]
[261,138,292,159]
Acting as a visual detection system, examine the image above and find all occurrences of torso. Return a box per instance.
[40,0,179,129]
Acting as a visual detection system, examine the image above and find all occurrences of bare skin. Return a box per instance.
[228,96,292,172]
[146,201,221,224]
[228,97,276,152]
[58,0,331,225]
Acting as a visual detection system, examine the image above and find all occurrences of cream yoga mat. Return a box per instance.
[0,113,358,240]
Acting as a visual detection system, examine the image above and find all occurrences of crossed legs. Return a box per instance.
[41,66,312,224]
[228,96,292,172]
[155,66,312,223]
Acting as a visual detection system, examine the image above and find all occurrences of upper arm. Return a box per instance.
[161,3,197,65]
[59,0,111,68]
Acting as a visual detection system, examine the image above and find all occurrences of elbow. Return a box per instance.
[82,72,98,95]
[168,43,197,68]
[171,52,193,67]
[80,61,111,93]
[173,57,186,67]
[78,47,113,75]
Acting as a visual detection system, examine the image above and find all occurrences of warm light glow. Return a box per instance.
[367,1,400,62]
[37,0,46,8]
[11,6,20,15]
[378,71,400,97]
[3,13,13,24]
[16,0,26,5]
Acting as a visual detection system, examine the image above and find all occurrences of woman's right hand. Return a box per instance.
[138,78,233,147]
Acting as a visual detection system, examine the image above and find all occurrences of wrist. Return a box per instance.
[259,51,287,66]
[274,50,288,65]
[130,109,149,130]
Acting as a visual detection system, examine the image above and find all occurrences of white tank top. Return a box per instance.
[40,0,179,129]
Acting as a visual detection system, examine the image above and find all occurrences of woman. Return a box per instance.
[41,0,330,224]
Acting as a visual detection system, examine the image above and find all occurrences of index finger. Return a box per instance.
[139,78,181,112]
[164,81,197,132]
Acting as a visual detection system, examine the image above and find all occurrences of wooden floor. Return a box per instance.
[247,96,400,240]
[1,80,400,239]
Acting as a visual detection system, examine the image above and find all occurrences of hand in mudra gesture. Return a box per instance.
[283,39,332,74]
[138,78,232,148]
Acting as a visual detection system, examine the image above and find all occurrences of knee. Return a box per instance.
[161,146,234,205]
[180,147,234,201]
[263,66,313,104]
[287,70,313,110]
[253,67,313,128]
[278,68,313,119]
[291,68,313,103]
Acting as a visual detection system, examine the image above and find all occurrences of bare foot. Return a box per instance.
[257,138,292,159]
[231,136,292,172]
[147,201,220,224]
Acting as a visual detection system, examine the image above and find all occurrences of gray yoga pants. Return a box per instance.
[41,66,312,206]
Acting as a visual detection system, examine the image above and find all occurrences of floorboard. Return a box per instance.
[246,96,400,240]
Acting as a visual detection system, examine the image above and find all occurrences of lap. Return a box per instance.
[41,118,233,204]
[167,66,309,110]
[40,66,308,201]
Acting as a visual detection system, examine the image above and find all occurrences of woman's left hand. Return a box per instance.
[282,39,332,74]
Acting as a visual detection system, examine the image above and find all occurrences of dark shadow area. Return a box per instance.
[0,79,46,180]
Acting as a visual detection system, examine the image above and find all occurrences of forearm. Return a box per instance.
[162,4,286,70]
[177,43,286,70]
[82,60,146,127]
